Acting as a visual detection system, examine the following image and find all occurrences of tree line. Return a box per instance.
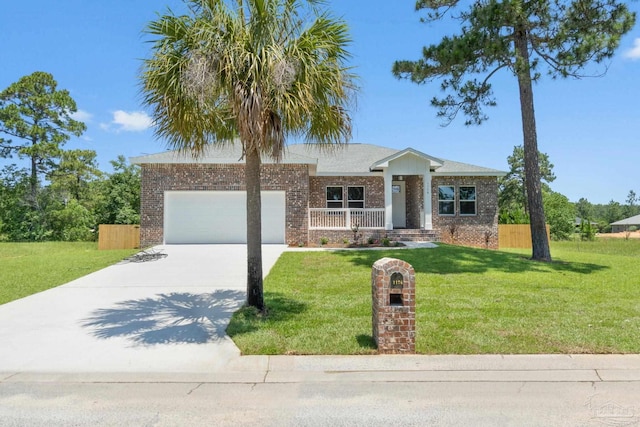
[499,145,638,240]
[0,72,140,242]
[575,193,639,232]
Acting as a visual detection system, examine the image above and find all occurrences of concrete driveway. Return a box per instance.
[0,245,287,374]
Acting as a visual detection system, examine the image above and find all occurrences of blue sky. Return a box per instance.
[1,1,638,204]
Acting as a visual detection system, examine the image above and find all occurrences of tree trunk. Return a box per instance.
[245,144,265,311]
[29,153,38,209]
[514,26,552,262]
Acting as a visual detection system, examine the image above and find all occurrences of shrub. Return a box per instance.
[543,191,574,241]
[580,219,596,241]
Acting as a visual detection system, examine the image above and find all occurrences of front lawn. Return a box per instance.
[0,242,137,305]
[228,240,640,354]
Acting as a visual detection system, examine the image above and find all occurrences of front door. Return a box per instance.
[392,181,406,228]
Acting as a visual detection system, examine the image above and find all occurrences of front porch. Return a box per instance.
[305,148,445,246]
[308,208,440,245]
[309,208,386,230]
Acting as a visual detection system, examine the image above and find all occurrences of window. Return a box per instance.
[347,186,365,209]
[326,186,343,208]
[459,186,476,215]
[438,186,455,215]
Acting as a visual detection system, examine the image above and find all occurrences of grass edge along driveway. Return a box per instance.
[0,242,137,305]
[228,240,640,355]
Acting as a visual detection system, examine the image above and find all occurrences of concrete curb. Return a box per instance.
[3,354,639,384]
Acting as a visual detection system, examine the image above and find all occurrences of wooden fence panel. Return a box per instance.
[98,225,140,250]
[498,224,550,249]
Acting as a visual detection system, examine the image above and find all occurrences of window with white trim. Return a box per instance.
[438,186,455,215]
[326,186,343,208]
[459,186,477,215]
[347,186,364,209]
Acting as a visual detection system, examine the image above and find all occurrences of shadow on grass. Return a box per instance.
[332,244,608,275]
[227,292,308,338]
[356,334,376,350]
[81,290,244,346]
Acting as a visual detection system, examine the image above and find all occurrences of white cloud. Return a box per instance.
[69,109,93,122]
[103,110,153,132]
[624,38,640,60]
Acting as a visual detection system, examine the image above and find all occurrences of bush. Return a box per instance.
[543,191,574,241]
[48,200,94,241]
[580,219,596,241]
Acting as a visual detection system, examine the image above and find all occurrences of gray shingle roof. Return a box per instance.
[286,143,397,174]
[130,143,317,165]
[432,158,505,176]
[131,142,505,176]
[611,214,640,226]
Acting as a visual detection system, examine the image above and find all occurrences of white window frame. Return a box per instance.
[459,186,477,216]
[347,186,365,209]
[326,186,344,208]
[438,185,456,216]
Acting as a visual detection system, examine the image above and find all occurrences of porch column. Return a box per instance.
[384,168,393,230]
[423,172,433,229]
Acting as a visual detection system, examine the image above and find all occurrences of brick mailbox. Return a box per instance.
[371,257,415,354]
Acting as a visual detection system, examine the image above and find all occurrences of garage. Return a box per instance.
[164,191,286,244]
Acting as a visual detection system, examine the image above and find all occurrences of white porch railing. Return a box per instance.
[309,208,385,230]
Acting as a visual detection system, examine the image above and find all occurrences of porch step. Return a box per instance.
[386,229,441,242]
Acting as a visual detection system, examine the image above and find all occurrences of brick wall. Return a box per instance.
[371,257,416,354]
[431,176,499,249]
[139,163,309,247]
[309,176,384,208]
[308,229,389,246]
[404,175,423,229]
[139,164,500,249]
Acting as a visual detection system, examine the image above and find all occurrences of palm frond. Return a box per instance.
[140,0,357,160]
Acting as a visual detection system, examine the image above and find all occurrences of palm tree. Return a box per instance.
[140,0,356,311]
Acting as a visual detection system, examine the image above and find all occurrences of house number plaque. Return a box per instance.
[390,272,403,290]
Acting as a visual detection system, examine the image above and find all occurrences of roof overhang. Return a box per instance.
[130,148,318,169]
[610,214,640,226]
[431,171,507,177]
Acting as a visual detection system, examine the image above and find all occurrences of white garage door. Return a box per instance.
[164,191,286,244]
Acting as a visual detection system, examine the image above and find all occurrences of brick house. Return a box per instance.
[131,143,505,248]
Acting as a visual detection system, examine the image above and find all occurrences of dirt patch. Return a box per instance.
[597,231,640,239]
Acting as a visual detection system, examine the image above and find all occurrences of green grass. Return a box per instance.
[228,239,640,355]
[0,242,137,305]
